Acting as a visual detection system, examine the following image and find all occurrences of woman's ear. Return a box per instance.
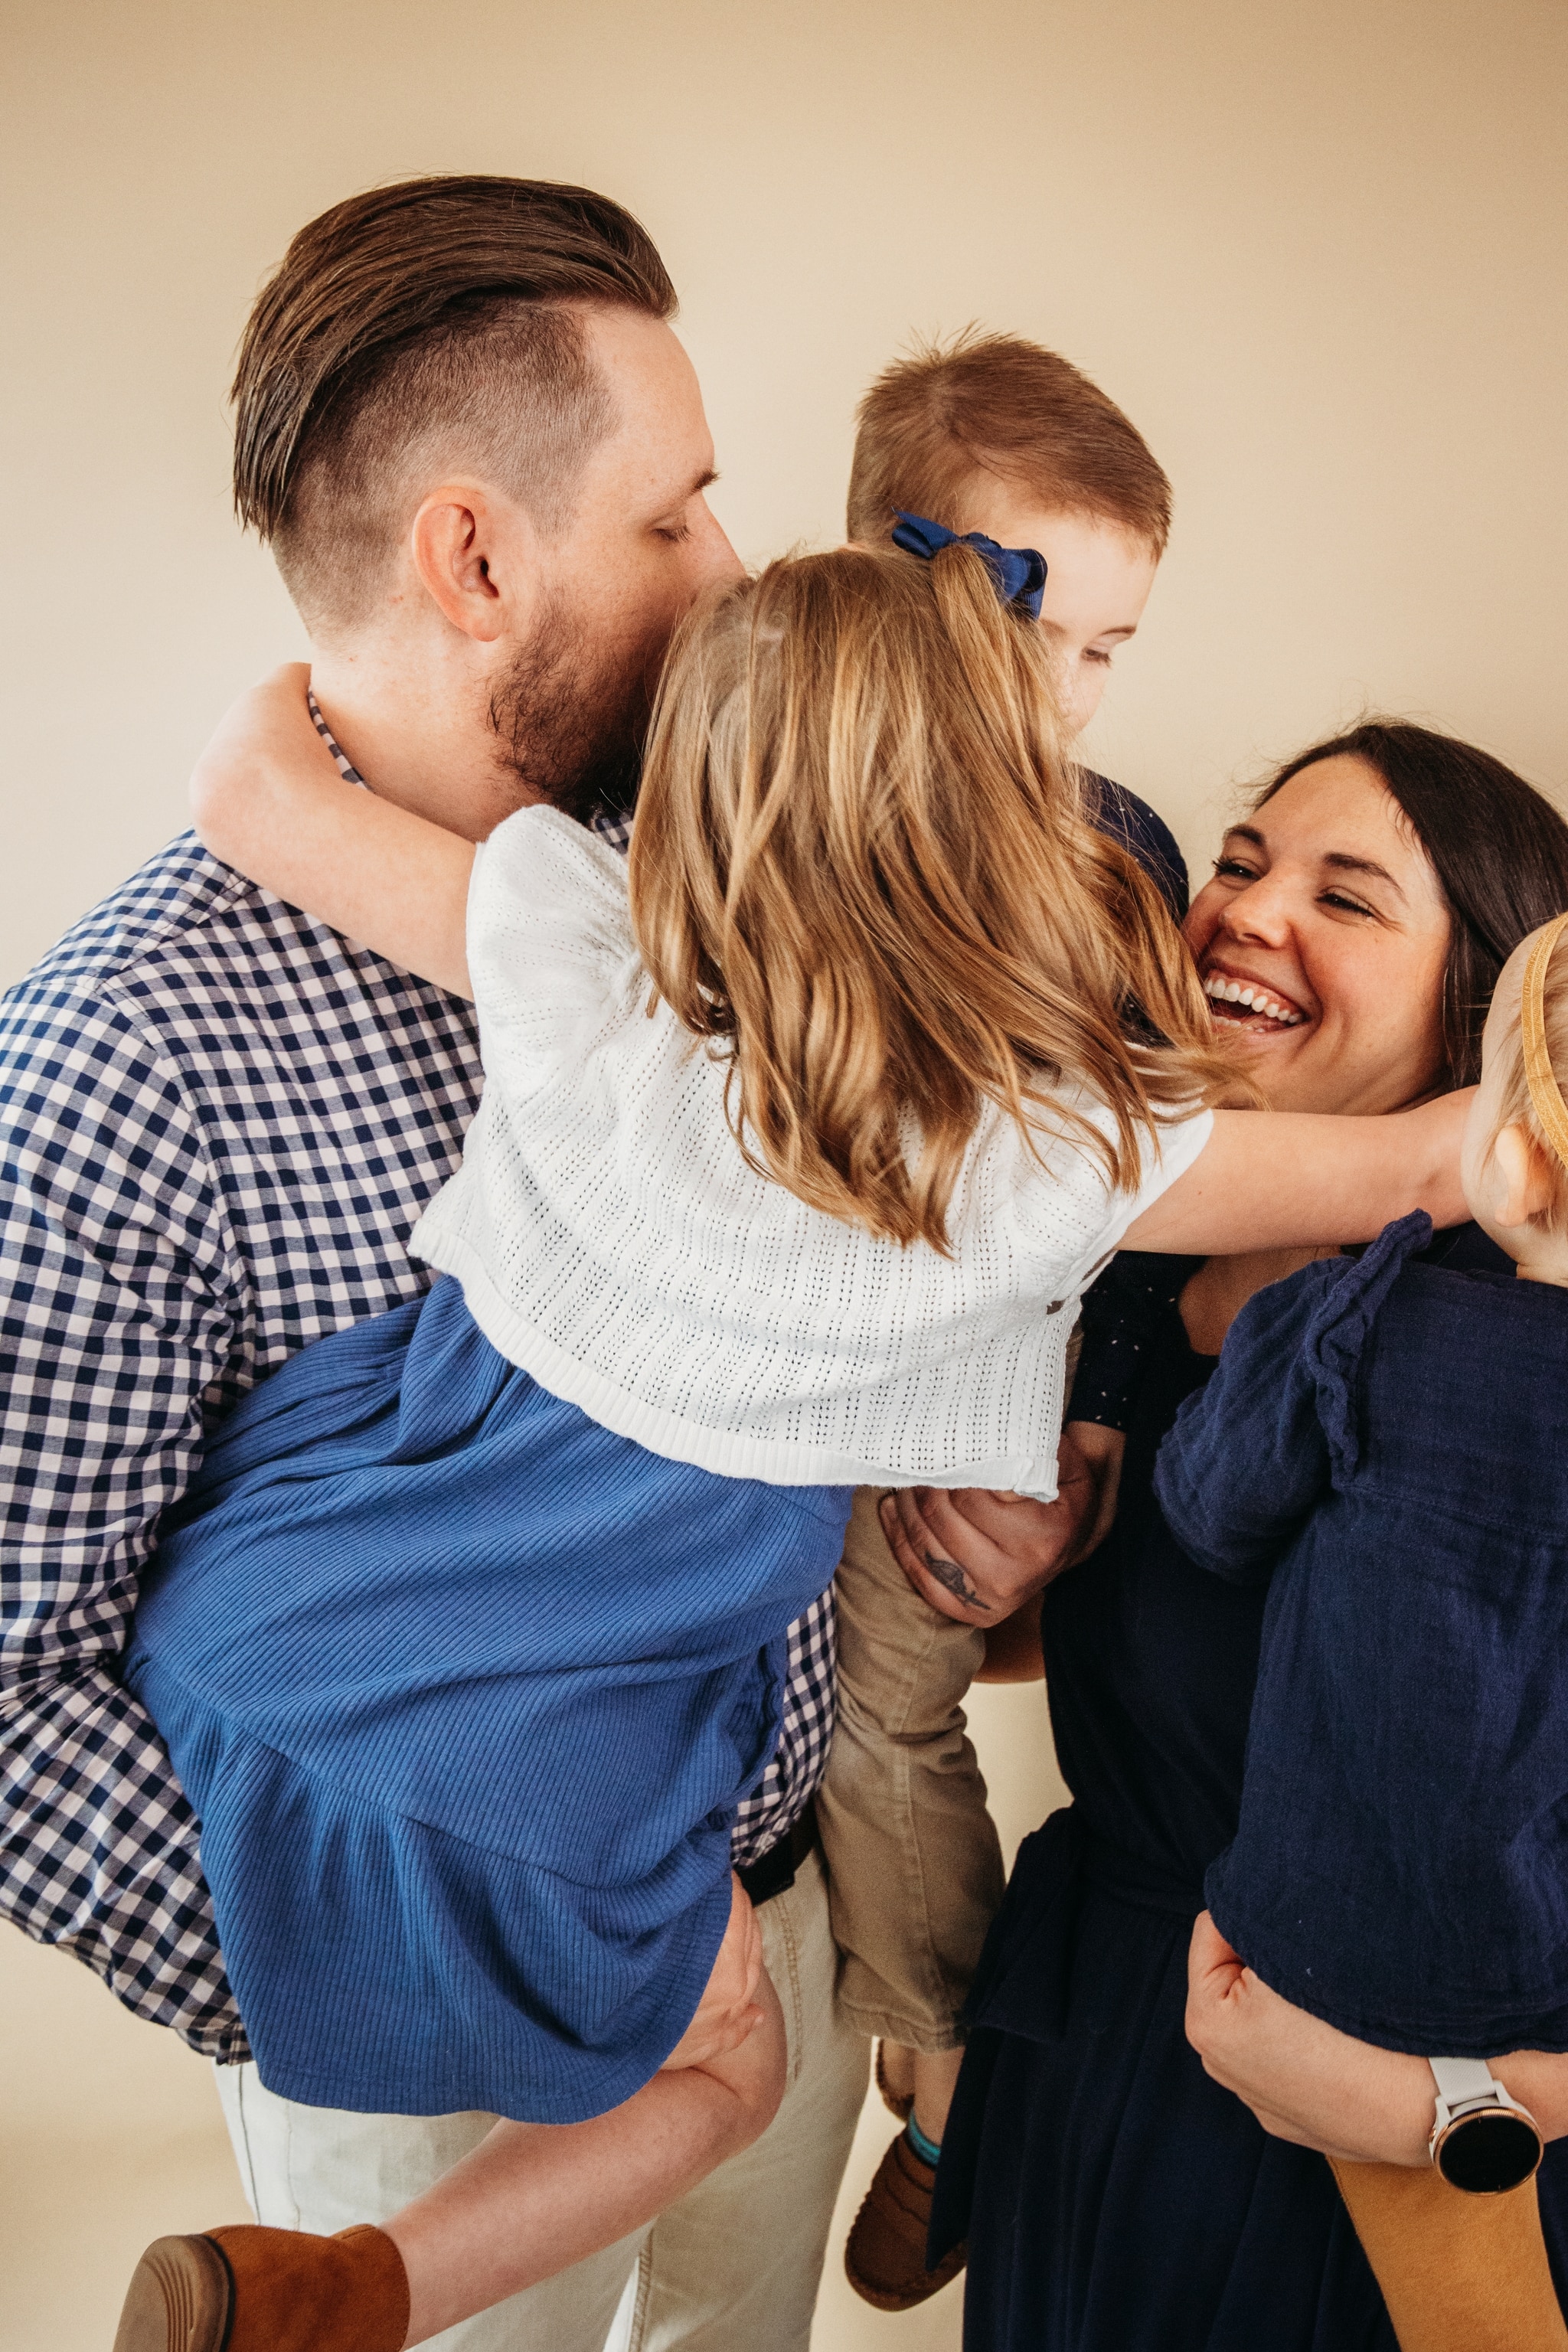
[408,484,541,645]
[1490,1122,1558,1228]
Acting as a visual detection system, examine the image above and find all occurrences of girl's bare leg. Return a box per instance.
[113,1883,779,2352]
[390,1971,783,2344]
[388,1878,782,2346]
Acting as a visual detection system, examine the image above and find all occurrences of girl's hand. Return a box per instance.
[662,1876,766,2069]
[189,662,324,851]
[189,665,475,997]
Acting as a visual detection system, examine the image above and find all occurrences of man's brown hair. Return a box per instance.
[232,175,677,633]
[846,328,1171,556]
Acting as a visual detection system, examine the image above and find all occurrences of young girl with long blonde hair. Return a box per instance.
[116,539,1466,2352]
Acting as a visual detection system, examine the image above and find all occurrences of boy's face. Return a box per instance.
[950,486,1159,738]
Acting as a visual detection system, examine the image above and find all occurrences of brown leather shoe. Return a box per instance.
[114,2223,410,2352]
[845,2129,967,2311]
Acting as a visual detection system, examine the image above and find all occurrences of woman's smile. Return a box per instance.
[1197,959,1308,1032]
[1182,752,1452,1115]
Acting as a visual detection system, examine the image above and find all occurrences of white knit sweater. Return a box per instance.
[411,808,1213,1498]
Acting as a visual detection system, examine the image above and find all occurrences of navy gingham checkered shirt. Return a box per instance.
[0,708,835,2060]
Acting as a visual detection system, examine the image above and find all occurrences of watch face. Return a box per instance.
[1436,2109,1544,2196]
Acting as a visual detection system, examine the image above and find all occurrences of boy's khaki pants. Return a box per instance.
[816,1487,1004,2052]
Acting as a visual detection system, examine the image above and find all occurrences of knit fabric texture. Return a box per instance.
[128,1276,852,2124]
[413,808,1214,1498]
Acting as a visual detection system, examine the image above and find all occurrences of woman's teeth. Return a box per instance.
[1203,974,1304,1027]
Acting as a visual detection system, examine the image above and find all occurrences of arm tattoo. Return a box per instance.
[923,1550,993,1612]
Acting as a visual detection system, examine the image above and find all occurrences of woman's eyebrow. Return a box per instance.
[1222,826,1405,900]
[1321,851,1405,898]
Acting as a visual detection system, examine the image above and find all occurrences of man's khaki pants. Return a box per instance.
[214,1851,867,2352]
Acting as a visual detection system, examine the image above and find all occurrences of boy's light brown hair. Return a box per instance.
[631,544,1225,1253]
[846,329,1171,555]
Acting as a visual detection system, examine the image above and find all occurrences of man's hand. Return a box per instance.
[879,1424,1110,1627]
[662,1875,766,2069]
[1184,1912,1435,2165]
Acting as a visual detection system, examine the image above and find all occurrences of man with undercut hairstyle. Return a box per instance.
[0,175,867,2352]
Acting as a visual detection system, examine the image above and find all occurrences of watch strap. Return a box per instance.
[1430,2056,1510,2118]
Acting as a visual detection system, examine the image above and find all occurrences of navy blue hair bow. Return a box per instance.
[890,510,1047,620]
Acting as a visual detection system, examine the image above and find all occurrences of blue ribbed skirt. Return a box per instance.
[127,1278,851,2124]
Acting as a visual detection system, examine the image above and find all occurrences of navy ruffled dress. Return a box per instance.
[126,1277,851,2125]
[934,1221,1568,2351]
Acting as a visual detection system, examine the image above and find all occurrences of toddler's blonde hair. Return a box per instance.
[629,542,1228,1253]
[1489,917,1568,1235]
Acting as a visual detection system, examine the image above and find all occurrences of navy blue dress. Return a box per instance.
[934,1227,1568,2351]
[1161,1212,1568,2055]
[126,1277,851,2125]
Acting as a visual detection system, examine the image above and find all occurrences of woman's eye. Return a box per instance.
[1321,890,1377,919]
[1084,648,1114,668]
[1212,858,1257,881]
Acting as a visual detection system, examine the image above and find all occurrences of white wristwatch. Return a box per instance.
[1428,2056,1544,2194]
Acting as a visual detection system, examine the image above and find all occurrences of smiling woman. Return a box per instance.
[928,715,1568,2352]
[1190,721,1568,1113]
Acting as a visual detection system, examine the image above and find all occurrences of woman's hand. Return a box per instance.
[662,1876,766,2069]
[1188,1916,1568,2168]
[1184,1913,1436,2165]
[879,1426,1107,1627]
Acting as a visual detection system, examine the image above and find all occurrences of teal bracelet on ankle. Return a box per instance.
[906,2115,943,2167]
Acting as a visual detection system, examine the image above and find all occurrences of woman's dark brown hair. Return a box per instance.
[1258,721,1568,1087]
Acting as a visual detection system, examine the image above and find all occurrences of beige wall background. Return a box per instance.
[2,2,1566,2345]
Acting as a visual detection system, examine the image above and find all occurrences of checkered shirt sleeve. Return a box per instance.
[2,746,835,2056]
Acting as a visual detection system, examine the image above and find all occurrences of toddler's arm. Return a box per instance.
[1152,1260,1341,1583]
[1125,1094,1471,1256]
[190,665,476,998]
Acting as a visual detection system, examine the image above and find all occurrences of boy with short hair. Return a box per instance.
[822,329,1186,2311]
[848,328,1185,914]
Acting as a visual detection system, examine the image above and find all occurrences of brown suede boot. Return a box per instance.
[844,2129,967,2311]
[114,2222,410,2352]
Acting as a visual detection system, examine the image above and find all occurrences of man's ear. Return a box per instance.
[408,484,541,645]
[1491,1122,1559,1228]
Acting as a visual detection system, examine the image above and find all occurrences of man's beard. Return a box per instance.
[488,603,663,829]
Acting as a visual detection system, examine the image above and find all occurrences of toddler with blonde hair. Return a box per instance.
[115,538,1464,2352]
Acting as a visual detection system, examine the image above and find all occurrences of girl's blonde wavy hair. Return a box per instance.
[629,542,1230,1253]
